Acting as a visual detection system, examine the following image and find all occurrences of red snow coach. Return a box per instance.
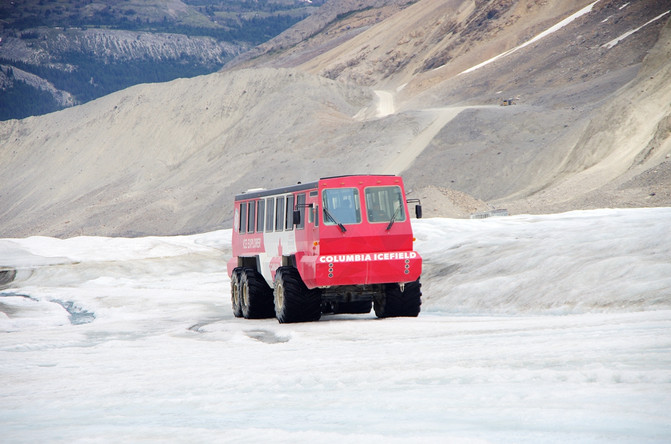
[227,175,423,323]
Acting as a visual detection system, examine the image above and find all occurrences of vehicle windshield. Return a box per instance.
[322,188,361,225]
[365,186,406,223]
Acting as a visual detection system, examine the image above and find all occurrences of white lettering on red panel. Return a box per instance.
[242,238,262,249]
[318,251,417,263]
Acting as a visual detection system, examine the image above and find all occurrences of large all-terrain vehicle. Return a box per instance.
[227,175,423,323]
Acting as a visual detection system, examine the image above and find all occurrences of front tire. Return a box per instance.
[240,268,275,319]
[374,279,421,318]
[274,267,321,323]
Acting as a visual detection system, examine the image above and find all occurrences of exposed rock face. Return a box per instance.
[0,64,76,107]
[39,29,242,64]
[0,27,248,117]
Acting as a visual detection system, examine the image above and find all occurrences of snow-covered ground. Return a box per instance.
[2,208,671,443]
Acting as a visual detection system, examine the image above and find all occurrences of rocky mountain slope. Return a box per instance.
[0,0,669,237]
[0,0,319,120]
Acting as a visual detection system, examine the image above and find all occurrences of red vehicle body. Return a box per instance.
[227,175,422,323]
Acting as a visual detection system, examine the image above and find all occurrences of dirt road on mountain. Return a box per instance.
[378,90,498,176]
[382,107,465,175]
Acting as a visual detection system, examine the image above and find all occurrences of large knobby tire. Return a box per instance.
[374,279,422,318]
[274,267,321,323]
[230,268,243,318]
[240,268,275,319]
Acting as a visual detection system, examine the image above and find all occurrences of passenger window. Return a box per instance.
[239,202,247,233]
[296,193,306,229]
[275,196,285,231]
[247,200,256,233]
[285,195,294,231]
[266,198,274,232]
[256,200,265,233]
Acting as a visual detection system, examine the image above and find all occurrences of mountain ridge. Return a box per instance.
[0,0,321,120]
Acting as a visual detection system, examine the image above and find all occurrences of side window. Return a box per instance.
[296,193,306,229]
[275,196,285,232]
[256,200,265,233]
[239,202,247,233]
[285,195,294,231]
[247,200,256,233]
[265,197,274,232]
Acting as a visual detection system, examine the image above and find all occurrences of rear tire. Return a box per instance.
[240,268,275,319]
[231,268,243,318]
[274,267,321,323]
[374,279,421,318]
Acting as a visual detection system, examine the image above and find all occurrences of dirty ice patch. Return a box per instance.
[414,208,671,314]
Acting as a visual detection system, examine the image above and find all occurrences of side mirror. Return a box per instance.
[407,198,422,219]
[293,210,301,225]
